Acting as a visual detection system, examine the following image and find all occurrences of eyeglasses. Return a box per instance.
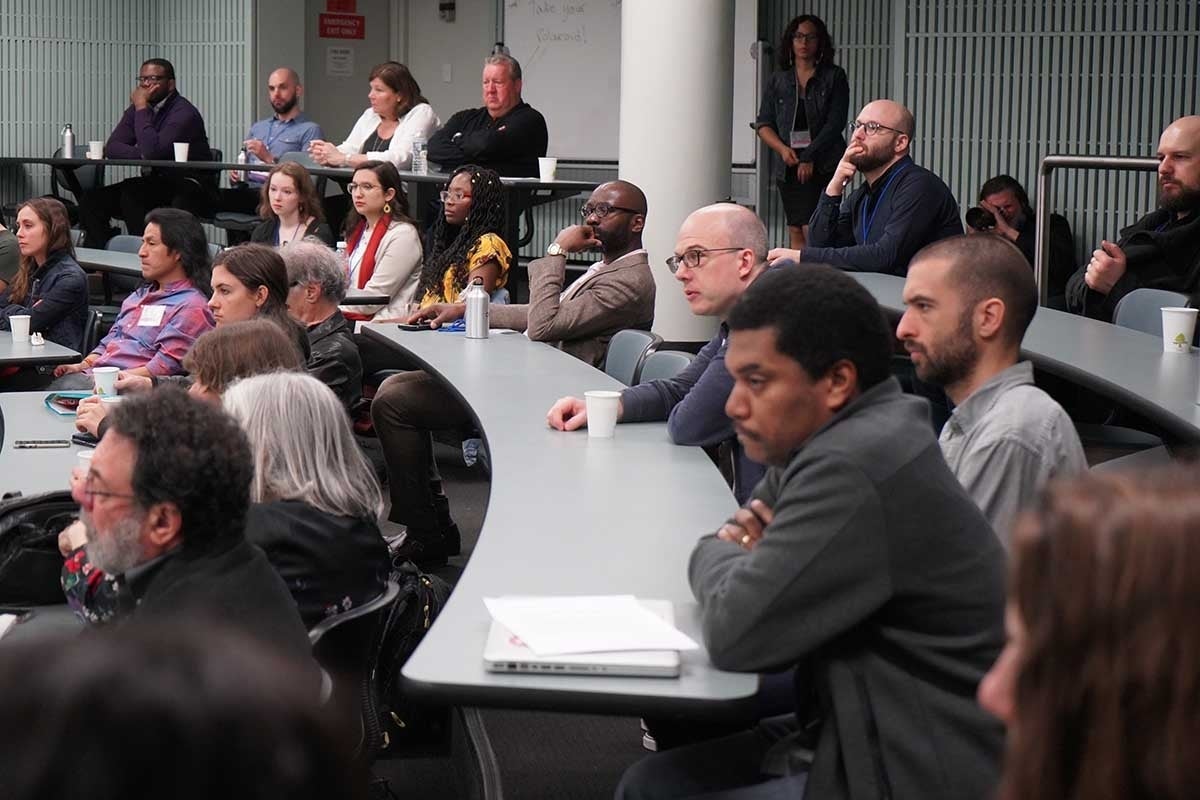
[440,189,472,203]
[580,203,641,220]
[81,473,137,506]
[136,75,168,85]
[347,182,380,194]
[848,120,907,137]
[792,32,820,43]
[665,247,745,273]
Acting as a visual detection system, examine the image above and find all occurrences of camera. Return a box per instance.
[965,207,997,231]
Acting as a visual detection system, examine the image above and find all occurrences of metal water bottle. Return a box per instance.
[61,123,74,156]
[465,277,489,339]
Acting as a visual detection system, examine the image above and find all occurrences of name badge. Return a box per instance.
[137,305,166,327]
[790,129,812,149]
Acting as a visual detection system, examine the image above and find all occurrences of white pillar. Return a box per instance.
[619,0,734,342]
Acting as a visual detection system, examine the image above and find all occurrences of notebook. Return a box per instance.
[483,598,682,678]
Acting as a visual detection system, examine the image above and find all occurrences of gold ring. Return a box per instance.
[741,534,751,545]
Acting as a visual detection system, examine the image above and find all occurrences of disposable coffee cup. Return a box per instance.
[1160,307,1197,353]
[100,395,124,405]
[93,366,119,396]
[77,450,94,468]
[538,157,558,182]
[585,390,621,438]
[87,140,103,159]
[173,142,190,162]
[9,315,30,343]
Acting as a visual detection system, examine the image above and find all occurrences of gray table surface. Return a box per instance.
[75,247,143,278]
[0,332,80,366]
[362,325,759,716]
[0,392,81,496]
[852,272,1200,443]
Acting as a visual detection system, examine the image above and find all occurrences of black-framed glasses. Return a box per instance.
[665,247,745,273]
[848,120,907,137]
[792,32,820,43]
[440,189,472,203]
[580,203,640,220]
[136,75,168,85]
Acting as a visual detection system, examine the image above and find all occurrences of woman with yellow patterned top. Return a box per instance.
[413,164,510,305]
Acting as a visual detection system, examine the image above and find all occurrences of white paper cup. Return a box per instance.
[87,140,103,159]
[1160,307,1197,353]
[538,157,558,182]
[9,315,30,343]
[93,366,119,396]
[173,142,190,162]
[101,395,124,405]
[585,390,621,438]
[77,449,94,468]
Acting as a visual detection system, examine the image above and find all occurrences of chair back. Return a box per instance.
[1113,288,1191,337]
[309,579,401,761]
[280,151,327,194]
[637,349,696,384]
[604,329,662,386]
[106,235,142,254]
[81,309,105,354]
[52,145,105,199]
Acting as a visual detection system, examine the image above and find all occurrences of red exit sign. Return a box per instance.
[319,13,364,39]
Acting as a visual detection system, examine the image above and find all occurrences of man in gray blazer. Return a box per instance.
[374,180,656,567]
[413,180,655,367]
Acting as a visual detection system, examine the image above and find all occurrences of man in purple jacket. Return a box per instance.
[80,58,213,248]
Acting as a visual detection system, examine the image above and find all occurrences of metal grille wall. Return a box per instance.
[757,0,894,247]
[0,0,252,207]
[902,1,1200,265]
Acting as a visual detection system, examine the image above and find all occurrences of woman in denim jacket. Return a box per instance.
[755,15,849,250]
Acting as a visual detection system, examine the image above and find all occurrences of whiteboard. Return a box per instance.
[503,0,760,164]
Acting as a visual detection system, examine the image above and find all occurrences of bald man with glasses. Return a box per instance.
[767,99,961,276]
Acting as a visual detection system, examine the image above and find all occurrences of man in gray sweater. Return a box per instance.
[617,266,1006,800]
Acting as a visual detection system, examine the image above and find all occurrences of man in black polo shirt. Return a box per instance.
[426,54,548,177]
[768,99,961,276]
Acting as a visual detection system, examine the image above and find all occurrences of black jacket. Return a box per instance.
[306,310,362,409]
[427,101,548,177]
[755,63,850,180]
[244,500,389,629]
[0,249,89,349]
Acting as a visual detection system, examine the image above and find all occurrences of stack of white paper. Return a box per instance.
[483,595,698,656]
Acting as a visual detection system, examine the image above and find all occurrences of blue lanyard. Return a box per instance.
[860,161,911,241]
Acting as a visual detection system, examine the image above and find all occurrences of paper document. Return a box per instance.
[483,595,698,656]
[0,614,19,640]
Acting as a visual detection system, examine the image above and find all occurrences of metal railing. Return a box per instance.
[1035,154,1160,306]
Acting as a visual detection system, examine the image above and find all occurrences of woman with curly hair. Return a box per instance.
[979,466,1200,800]
[413,164,510,306]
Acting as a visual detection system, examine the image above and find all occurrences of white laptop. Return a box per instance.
[483,598,682,678]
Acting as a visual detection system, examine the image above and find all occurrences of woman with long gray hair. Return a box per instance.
[225,371,389,627]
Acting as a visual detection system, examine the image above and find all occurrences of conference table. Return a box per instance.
[852,272,1200,444]
[362,324,760,717]
[0,332,79,367]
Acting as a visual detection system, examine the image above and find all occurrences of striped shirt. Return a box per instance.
[88,280,214,376]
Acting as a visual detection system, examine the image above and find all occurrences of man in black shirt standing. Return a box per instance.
[427,54,548,177]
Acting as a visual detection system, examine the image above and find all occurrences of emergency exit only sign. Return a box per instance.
[319,12,364,39]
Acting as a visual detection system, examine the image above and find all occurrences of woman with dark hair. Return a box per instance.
[50,207,214,388]
[978,466,1200,800]
[754,14,849,250]
[249,162,334,247]
[0,197,88,349]
[338,160,422,321]
[207,243,310,357]
[308,61,439,171]
[413,164,510,306]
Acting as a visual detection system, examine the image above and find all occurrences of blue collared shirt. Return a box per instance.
[244,113,324,181]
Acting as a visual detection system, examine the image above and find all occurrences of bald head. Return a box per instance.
[267,68,303,117]
[1158,116,1200,215]
[600,180,647,215]
[686,203,768,266]
[859,99,915,138]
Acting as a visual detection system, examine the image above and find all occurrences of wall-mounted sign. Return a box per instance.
[319,12,364,39]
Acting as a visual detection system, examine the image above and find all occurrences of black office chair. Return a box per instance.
[2,145,105,228]
[309,579,401,763]
[80,309,105,354]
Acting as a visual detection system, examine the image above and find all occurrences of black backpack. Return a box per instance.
[0,491,76,606]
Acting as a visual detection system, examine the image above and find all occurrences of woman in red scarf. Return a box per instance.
[338,160,421,322]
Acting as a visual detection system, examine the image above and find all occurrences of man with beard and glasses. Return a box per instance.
[767,99,961,276]
[1067,116,1200,322]
[66,387,312,663]
[898,234,1085,545]
[375,180,655,567]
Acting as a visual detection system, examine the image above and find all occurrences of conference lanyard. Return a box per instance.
[860,161,911,241]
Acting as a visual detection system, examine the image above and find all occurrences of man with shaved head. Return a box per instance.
[898,234,1085,543]
[547,202,770,503]
[768,98,962,275]
[1068,115,1200,321]
[377,180,656,567]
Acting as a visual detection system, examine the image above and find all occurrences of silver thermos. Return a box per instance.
[61,123,74,157]
[465,277,489,339]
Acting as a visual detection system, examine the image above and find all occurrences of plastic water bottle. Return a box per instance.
[231,146,247,186]
[61,123,74,157]
[411,137,427,175]
[465,278,489,339]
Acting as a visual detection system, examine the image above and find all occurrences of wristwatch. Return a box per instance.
[546,242,566,257]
